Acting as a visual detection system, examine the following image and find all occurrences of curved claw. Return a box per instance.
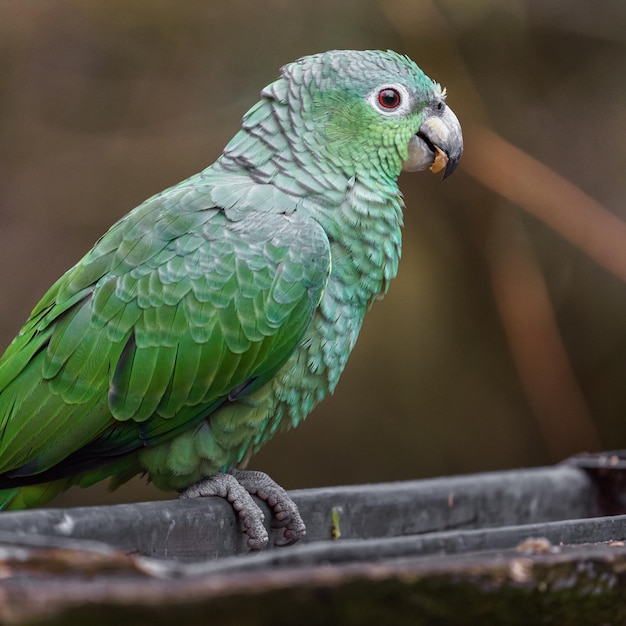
[179,472,269,550]
[229,469,306,547]
[179,469,306,550]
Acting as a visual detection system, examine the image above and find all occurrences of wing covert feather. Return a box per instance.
[0,185,331,478]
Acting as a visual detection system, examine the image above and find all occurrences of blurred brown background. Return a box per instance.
[0,0,624,506]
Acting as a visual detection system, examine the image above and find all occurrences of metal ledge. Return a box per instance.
[0,458,624,624]
[0,464,598,561]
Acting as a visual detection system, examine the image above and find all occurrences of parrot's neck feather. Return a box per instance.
[212,88,404,301]
[189,87,406,439]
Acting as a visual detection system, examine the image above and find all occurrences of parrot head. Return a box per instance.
[261,49,463,182]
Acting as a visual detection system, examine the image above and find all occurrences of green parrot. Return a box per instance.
[0,50,462,549]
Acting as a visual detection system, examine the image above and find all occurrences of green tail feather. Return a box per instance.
[0,456,141,510]
[0,481,71,510]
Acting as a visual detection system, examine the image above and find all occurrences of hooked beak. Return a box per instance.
[403,103,463,179]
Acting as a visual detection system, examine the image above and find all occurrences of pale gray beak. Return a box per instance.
[403,103,463,179]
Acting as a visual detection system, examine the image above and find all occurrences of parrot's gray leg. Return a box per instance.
[229,469,306,547]
[179,472,269,550]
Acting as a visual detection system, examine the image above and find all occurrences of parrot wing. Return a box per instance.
[0,183,331,483]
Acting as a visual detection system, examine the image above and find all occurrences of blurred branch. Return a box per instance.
[383,0,611,458]
[464,126,626,285]
[462,125,621,456]
[486,212,601,458]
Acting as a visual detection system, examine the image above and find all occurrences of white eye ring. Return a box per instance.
[366,83,412,117]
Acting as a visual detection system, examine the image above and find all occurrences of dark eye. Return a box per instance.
[378,88,401,109]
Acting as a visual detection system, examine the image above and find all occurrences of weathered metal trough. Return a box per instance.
[0,452,625,624]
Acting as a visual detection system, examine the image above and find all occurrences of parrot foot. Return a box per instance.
[179,469,305,550]
[229,468,306,547]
